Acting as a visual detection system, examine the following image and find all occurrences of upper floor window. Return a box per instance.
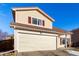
[32,18,38,25]
[38,19,41,25]
[28,16,45,26]
[38,19,44,26]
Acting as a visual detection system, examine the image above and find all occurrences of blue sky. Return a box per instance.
[0,3,79,34]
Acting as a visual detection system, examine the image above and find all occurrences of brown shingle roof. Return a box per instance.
[10,22,72,34]
[10,22,61,34]
[53,27,65,33]
[53,27,73,34]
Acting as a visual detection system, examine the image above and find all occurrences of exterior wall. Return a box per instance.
[14,30,57,52]
[57,36,65,48]
[60,34,71,38]
[15,10,52,29]
[57,34,71,48]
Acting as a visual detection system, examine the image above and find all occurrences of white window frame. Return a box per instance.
[31,17,44,26]
[32,18,38,25]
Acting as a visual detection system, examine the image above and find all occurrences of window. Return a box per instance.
[28,17,45,26]
[38,19,41,25]
[38,19,45,26]
[60,38,65,45]
[32,18,38,25]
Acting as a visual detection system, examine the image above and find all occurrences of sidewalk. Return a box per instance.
[66,50,79,56]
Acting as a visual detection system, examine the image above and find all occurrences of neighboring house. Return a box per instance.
[10,7,72,54]
[71,28,79,47]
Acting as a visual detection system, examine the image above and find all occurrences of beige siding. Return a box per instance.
[14,30,57,52]
[15,10,52,29]
[57,34,71,48]
[56,36,65,48]
[60,34,71,38]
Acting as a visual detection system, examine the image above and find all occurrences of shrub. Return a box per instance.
[0,39,14,52]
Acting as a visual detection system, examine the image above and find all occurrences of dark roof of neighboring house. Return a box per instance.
[71,28,79,32]
[71,28,79,34]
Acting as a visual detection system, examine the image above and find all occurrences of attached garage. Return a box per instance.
[14,30,57,52]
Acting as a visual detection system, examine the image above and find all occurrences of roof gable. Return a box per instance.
[12,7,55,22]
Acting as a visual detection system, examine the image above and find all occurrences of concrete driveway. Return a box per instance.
[17,50,72,56]
[0,47,78,56]
[66,50,79,56]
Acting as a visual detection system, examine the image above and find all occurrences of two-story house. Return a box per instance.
[10,7,72,55]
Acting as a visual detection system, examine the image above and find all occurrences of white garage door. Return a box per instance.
[17,32,56,52]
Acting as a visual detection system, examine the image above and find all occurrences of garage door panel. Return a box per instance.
[17,32,56,52]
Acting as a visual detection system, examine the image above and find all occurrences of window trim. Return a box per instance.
[43,20,45,26]
[28,16,31,24]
